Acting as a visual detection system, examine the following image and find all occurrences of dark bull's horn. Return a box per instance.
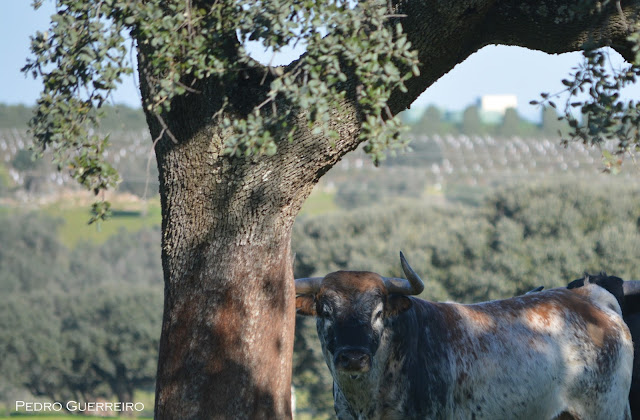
[382,251,425,296]
[294,276,324,295]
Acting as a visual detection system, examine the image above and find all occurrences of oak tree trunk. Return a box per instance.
[144,81,355,418]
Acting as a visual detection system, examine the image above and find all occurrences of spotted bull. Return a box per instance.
[295,253,633,420]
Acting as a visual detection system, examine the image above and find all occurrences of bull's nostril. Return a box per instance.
[335,350,372,372]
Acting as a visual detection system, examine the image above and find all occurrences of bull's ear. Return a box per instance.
[386,295,413,316]
[296,295,317,316]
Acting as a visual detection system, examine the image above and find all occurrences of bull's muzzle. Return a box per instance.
[334,348,372,373]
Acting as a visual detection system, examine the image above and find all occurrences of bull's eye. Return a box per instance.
[317,303,333,318]
[372,302,384,322]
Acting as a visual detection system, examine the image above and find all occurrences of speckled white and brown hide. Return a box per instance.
[317,281,633,420]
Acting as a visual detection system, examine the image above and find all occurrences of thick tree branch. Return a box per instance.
[389,0,640,114]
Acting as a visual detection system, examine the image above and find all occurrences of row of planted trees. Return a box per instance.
[0,102,561,201]
[2,179,640,417]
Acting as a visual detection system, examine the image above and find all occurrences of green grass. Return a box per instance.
[49,189,336,247]
[44,199,162,248]
[300,190,337,216]
[47,189,336,248]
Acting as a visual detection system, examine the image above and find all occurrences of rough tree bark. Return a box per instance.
[142,1,640,418]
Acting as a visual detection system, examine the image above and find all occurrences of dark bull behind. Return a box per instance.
[296,252,633,420]
[565,274,640,420]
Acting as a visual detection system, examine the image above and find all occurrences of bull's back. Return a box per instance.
[426,287,632,419]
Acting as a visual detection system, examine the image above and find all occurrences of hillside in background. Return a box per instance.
[1,103,639,418]
[0,104,147,131]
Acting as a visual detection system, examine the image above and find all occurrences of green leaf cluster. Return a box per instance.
[533,26,640,165]
[23,0,134,216]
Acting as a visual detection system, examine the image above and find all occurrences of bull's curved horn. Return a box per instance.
[382,252,425,296]
[623,280,640,297]
[294,277,324,295]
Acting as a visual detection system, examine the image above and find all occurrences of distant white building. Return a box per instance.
[480,94,518,114]
[401,94,519,125]
[479,94,518,124]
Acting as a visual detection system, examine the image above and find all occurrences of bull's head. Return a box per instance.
[295,252,424,375]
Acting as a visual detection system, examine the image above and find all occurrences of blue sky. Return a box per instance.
[3,1,639,121]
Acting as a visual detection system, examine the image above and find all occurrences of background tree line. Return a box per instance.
[2,179,639,418]
[0,104,147,131]
[0,103,576,203]
[0,104,154,198]
[407,105,568,138]
[0,103,565,137]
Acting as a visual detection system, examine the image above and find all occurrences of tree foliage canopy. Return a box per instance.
[23,0,421,221]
